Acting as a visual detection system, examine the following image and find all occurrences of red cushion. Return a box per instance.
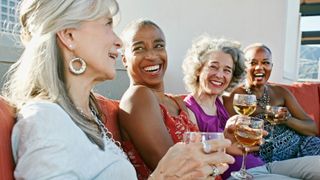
[95,95,121,142]
[280,82,320,134]
[0,97,15,180]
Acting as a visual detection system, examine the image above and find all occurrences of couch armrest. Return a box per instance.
[0,97,15,180]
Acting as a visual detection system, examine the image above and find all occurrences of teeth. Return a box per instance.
[211,81,222,86]
[255,73,264,77]
[144,65,160,72]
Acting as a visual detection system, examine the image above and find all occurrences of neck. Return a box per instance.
[67,75,94,116]
[193,90,218,114]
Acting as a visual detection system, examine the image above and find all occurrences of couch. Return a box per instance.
[1,82,319,179]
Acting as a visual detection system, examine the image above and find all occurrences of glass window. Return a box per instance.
[8,15,14,22]
[1,14,7,20]
[1,6,7,13]
[9,1,14,7]
[300,16,320,32]
[2,0,8,5]
[298,44,320,81]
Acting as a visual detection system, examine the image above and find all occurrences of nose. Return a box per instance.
[254,62,263,70]
[215,69,224,78]
[114,32,123,49]
[144,49,157,60]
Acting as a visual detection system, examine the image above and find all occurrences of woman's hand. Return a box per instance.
[224,115,268,155]
[150,139,235,180]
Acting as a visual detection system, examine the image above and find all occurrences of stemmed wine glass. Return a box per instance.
[183,132,225,177]
[264,105,288,142]
[233,94,257,116]
[231,94,258,180]
[231,116,264,180]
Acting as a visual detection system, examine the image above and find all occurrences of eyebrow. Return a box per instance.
[131,38,165,47]
[210,61,233,70]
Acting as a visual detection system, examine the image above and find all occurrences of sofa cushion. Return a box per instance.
[280,82,320,133]
[0,97,15,180]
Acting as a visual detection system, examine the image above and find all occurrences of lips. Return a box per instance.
[108,51,118,60]
[210,80,223,86]
[253,72,265,81]
[143,64,161,73]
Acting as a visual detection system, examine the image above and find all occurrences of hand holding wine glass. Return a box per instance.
[265,105,289,142]
[230,116,264,180]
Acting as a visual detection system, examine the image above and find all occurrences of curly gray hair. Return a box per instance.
[182,35,246,94]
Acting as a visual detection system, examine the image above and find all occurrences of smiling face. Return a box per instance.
[198,51,234,96]
[245,47,273,87]
[71,16,122,81]
[123,24,167,89]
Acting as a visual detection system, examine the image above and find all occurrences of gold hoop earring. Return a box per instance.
[69,57,86,75]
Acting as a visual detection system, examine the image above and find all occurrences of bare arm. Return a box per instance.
[119,85,174,170]
[278,86,319,135]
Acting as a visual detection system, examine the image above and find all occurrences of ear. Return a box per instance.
[56,28,76,51]
[121,54,128,68]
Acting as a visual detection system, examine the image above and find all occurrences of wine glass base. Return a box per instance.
[231,170,253,180]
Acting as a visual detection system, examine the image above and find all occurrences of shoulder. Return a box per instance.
[19,101,67,118]
[121,85,155,103]
[16,101,70,128]
[13,101,73,143]
[268,84,292,97]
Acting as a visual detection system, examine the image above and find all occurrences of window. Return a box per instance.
[1,6,7,13]
[298,3,320,82]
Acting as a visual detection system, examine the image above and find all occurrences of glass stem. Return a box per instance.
[240,147,248,176]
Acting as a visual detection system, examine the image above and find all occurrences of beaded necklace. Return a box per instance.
[77,107,127,159]
[245,85,270,109]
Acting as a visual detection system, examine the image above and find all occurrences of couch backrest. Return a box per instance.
[0,97,15,180]
[0,95,121,180]
[279,82,320,134]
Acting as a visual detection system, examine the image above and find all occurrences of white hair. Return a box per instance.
[2,0,119,150]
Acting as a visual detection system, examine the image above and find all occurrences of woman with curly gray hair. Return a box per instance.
[182,35,245,95]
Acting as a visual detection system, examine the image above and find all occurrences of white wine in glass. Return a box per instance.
[264,105,288,142]
[231,116,264,180]
[233,94,257,116]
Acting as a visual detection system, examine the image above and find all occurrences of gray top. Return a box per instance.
[12,101,137,180]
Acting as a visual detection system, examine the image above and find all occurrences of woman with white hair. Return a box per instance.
[4,0,234,179]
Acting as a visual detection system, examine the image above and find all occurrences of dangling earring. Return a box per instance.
[69,57,86,75]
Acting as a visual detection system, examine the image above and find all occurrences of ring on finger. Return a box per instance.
[211,165,220,177]
[202,141,211,154]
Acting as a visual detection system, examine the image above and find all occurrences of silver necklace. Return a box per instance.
[77,107,127,159]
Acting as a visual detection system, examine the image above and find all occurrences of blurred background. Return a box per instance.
[0,0,319,99]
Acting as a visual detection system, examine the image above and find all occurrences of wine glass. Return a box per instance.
[183,132,225,177]
[233,94,257,116]
[264,105,288,142]
[230,116,264,180]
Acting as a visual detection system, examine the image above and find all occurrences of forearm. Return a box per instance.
[284,117,318,136]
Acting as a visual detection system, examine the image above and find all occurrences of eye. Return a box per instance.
[250,61,258,66]
[155,43,165,49]
[105,18,113,26]
[224,69,232,74]
[209,65,219,70]
[263,61,271,65]
[132,46,144,52]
